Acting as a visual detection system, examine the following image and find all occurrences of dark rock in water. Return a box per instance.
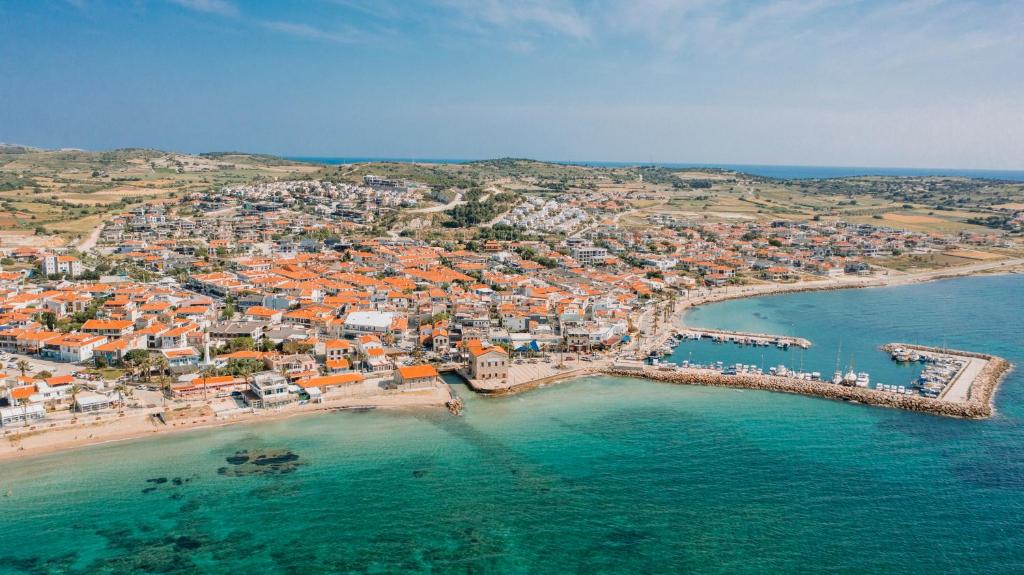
[146,477,168,484]
[141,487,157,494]
[171,477,184,486]
[169,493,183,501]
[412,469,428,478]
[220,448,305,477]
[250,452,299,466]
[225,451,250,465]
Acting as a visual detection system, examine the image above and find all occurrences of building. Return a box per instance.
[247,371,293,408]
[74,392,112,413]
[466,341,509,381]
[570,245,609,266]
[81,319,135,338]
[342,311,396,336]
[41,254,83,278]
[394,364,440,391]
[0,404,45,426]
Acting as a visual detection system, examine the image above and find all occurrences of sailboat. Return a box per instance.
[831,339,844,384]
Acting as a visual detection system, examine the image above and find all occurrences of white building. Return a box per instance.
[41,254,83,278]
[571,245,609,266]
[343,311,395,336]
[0,404,45,426]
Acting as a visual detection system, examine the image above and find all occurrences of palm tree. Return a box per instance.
[199,365,218,402]
[68,383,81,411]
[123,357,138,383]
[114,381,130,410]
[153,356,169,380]
[139,356,153,384]
[16,359,30,378]
[17,397,30,427]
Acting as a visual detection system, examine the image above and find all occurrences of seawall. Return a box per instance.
[601,358,1012,419]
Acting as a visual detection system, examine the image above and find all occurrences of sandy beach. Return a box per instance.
[0,386,450,462]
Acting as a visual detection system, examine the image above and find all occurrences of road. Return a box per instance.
[408,192,463,214]
[76,224,104,252]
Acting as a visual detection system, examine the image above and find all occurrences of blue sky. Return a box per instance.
[1,0,1022,168]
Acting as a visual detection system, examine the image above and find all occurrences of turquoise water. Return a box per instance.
[1,275,1022,574]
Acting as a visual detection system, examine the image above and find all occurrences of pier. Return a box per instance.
[677,328,811,349]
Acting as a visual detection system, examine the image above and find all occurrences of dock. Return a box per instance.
[678,328,811,349]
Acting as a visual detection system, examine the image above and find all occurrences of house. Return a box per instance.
[321,339,353,362]
[466,341,508,381]
[246,371,293,408]
[81,319,135,338]
[160,347,200,372]
[394,364,440,391]
[264,353,316,375]
[296,372,364,401]
[48,334,108,362]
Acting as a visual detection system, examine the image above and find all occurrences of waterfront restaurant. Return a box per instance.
[74,392,113,413]
[0,404,45,427]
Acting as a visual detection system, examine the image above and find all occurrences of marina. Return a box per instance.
[607,339,1010,419]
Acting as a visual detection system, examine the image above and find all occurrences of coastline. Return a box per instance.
[2,261,1020,462]
[0,388,449,463]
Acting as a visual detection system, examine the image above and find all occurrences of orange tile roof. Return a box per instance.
[397,364,439,379]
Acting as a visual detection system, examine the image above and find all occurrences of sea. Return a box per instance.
[289,157,1024,182]
[1,275,1022,574]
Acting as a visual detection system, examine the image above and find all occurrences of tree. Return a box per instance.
[38,311,57,331]
[16,359,30,377]
[153,355,170,379]
[228,336,255,352]
[123,349,150,365]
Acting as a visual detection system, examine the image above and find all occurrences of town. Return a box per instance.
[0,166,1020,436]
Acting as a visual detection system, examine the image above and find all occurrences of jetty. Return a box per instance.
[678,328,811,349]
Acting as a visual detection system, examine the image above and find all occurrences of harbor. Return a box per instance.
[605,340,1011,419]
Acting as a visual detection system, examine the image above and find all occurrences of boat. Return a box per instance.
[843,369,857,386]
[856,372,870,387]
[832,370,844,385]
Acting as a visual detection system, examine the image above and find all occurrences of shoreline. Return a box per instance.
[0,389,449,463]
[2,262,1020,462]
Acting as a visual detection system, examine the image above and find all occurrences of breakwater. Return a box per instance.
[879,343,1012,409]
[601,355,1012,419]
[679,328,811,348]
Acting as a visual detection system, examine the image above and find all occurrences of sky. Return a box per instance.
[1,0,1022,168]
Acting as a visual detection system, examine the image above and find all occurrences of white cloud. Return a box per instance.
[167,0,237,17]
[436,0,591,39]
[260,20,361,44]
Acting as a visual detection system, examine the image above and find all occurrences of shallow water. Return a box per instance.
[0,275,1022,574]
